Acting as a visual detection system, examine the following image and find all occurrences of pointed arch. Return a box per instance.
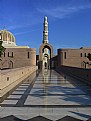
[39,43,54,61]
[39,43,54,69]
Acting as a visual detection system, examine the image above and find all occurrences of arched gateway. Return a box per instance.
[38,16,54,69]
[39,43,54,69]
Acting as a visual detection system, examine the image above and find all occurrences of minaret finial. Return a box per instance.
[44,16,47,22]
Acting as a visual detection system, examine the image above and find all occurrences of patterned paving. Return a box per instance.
[0,69,91,120]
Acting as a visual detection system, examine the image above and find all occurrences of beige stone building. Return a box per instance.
[56,48,91,69]
[0,29,36,69]
[0,17,91,70]
[37,16,91,69]
[38,16,54,69]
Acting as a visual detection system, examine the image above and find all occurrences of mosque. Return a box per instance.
[38,16,91,69]
[0,28,36,69]
[0,16,91,70]
[38,16,54,69]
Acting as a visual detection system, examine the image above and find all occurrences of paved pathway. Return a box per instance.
[0,70,91,120]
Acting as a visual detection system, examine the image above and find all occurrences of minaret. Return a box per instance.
[43,16,48,44]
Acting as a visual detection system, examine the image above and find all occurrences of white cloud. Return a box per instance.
[14,28,41,35]
[8,24,31,30]
[37,4,91,19]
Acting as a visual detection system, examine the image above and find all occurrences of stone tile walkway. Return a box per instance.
[0,70,91,120]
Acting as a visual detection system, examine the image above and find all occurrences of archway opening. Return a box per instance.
[8,60,13,69]
[39,43,54,69]
[45,62,47,69]
[42,47,50,69]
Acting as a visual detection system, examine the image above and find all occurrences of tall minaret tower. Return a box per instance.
[43,16,48,44]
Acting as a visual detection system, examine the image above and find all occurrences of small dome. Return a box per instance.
[0,29,16,47]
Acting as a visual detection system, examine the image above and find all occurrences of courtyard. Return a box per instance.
[0,70,91,120]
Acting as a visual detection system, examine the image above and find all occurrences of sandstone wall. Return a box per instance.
[0,48,36,69]
[0,66,38,102]
[57,48,91,68]
[56,65,91,85]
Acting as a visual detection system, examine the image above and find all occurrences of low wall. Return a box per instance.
[0,66,38,102]
[56,66,91,85]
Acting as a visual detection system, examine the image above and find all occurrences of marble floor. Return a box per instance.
[0,69,91,120]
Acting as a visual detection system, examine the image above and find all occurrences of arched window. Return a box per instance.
[4,52,5,57]
[80,53,82,57]
[84,53,86,57]
[12,52,13,57]
[8,52,9,57]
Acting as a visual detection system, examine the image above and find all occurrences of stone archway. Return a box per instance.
[0,60,13,69]
[39,43,54,69]
[8,60,13,69]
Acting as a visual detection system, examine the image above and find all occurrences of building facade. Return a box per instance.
[37,16,91,69]
[56,48,91,69]
[0,29,36,69]
[0,17,91,70]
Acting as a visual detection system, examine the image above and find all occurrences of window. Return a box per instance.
[4,52,5,57]
[64,52,66,59]
[7,52,14,58]
[84,53,86,57]
[8,52,9,57]
[7,77,9,81]
[80,53,82,57]
[28,52,29,58]
[12,52,13,57]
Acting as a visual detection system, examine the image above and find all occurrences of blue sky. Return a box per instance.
[0,0,91,54]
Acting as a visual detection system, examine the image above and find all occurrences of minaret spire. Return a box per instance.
[43,16,48,44]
